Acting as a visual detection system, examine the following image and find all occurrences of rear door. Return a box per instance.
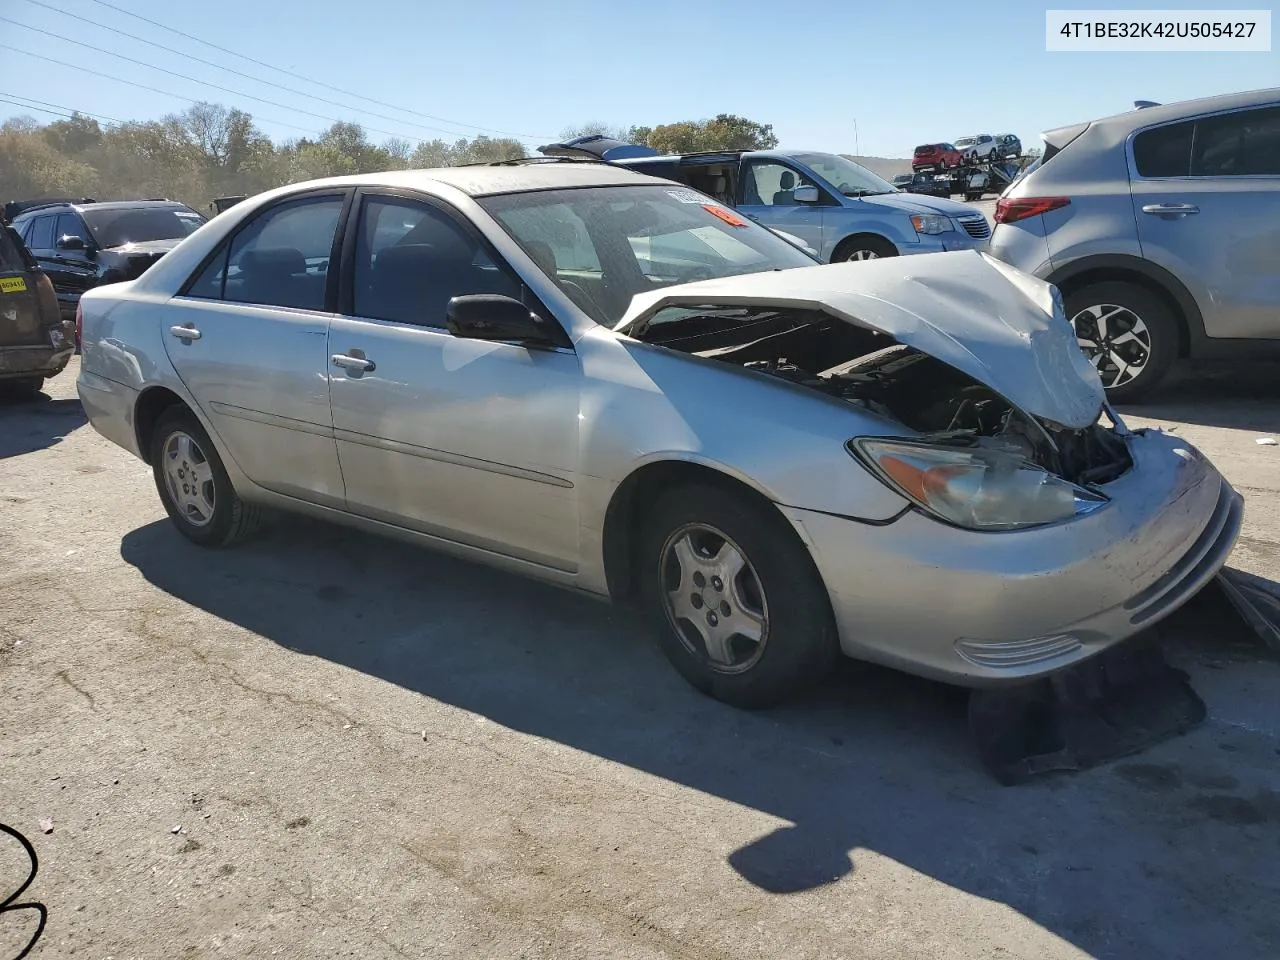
[736,158,827,252]
[0,227,48,349]
[165,190,350,507]
[1130,104,1280,340]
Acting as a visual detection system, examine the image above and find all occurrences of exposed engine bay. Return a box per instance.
[630,305,1132,486]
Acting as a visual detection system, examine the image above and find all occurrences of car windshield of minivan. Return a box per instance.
[480,185,817,326]
[789,153,897,197]
[83,206,206,248]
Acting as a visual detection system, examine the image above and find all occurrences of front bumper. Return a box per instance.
[783,429,1243,687]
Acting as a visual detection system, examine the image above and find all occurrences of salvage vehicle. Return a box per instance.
[995,134,1022,159]
[902,172,953,198]
[954,134,999,161]
[77,164,1243,710]
[0,223,76,398]
[541,137,991,261]
[8,199,207,319]
[991,87,1280,401]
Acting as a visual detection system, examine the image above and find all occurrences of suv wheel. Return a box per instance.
[834,236,897,262]
[1065,281,1178,403]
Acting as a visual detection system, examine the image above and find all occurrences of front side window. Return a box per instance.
[184,195,343,310]
[480,184,816,326]
[788,152,897,198]
[1191,106,1280,176]
[82,206,205,248]
[352,196,521,328]
[55,214,91,247]
[742,161,818,206]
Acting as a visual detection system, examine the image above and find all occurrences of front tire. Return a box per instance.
[834,235,897,262]
[636,484,838,709]
[1065,281,1179,403]
[150,406,261,547]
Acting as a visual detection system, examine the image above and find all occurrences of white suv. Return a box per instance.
[953,135,998,162]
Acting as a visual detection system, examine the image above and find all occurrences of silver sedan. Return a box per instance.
[76,163,1242,708]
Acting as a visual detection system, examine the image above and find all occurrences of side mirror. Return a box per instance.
[446,294,557,347]
[56,235,86,251]
[792,185,820,204]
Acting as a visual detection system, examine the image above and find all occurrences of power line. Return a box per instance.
[0,95,82,121]
[18,0,530,142]
[0,17,528,147]
[0,91,124,124]
[82,0,554,141]
[0,45,322,136]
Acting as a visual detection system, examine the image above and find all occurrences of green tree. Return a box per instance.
[640,114,778,154]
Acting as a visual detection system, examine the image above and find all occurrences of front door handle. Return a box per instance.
[169,324,201,341]
[1141,203,1200,218]
[331,352,375,373]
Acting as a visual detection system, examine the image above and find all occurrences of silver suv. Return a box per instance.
[990,88,1280,401]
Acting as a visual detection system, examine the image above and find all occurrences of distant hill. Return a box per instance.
[841,155,912,180]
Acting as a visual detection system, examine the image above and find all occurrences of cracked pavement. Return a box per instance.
[1,360,1279,960]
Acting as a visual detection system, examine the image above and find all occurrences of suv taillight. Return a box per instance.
[994,196,1070,224]
[75,300,83,347]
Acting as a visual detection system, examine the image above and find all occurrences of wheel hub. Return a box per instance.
[162,431,216,528]
[1070,303,1152,389]
[660,523,769,674]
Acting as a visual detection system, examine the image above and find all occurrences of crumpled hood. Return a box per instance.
[863,190,977,217]
[615,250,1106,429]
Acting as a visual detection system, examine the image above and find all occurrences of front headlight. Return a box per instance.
[910,214,952,235]
[848,438,1107,530]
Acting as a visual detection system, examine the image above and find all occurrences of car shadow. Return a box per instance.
[0,394,87,459]
[120,516,1279,960]
[1119,362,1280,434]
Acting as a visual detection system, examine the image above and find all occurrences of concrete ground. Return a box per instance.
[2,360,1278,960]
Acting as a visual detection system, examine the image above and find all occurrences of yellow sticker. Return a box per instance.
[0,276,28,293]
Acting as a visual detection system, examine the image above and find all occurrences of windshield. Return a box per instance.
[479,185,817,326]
[84,206,206,248]
[954,137,977,148]
[787,152,896,197]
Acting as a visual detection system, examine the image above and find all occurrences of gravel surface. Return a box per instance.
[2,360,1278,960]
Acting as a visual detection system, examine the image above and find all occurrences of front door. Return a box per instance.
[327,191,581,572]
[164,191,350,507]
[1131,104,1280,341]
[735,159,827,253]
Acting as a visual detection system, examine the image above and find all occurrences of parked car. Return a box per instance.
[903,172,953,198]
[991,87,1280,401]
[954,135,999,162]
[912,143,964,171]
[540,138,991,260]
[8,199,207,319]
[0,223,76,397]
[77,164,1241,708]
[891,174,914,189]
[995,134,1022,159]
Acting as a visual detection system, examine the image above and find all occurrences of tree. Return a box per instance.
[559,121,631,142]
[41,113,103,157]
[409,135,525,168]
[639,114,778,154]
[0,119,98,197]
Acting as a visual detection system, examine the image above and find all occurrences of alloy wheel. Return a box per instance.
[659,522,769,674]
[847,248,880,261]
[162,431,216,527]
[1071,303,1153,388]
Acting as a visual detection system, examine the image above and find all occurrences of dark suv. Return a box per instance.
[0,223,76,397]
[8,199,206,319]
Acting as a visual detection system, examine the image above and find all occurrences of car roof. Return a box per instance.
[279,162,662,198]
[13,198,193,219]
[1052,86,1280,139]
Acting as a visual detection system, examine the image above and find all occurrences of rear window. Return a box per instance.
[0,227,30,272]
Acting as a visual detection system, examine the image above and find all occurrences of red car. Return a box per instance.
[912,143,963,172]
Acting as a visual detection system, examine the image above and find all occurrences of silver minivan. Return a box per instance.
[990,88,1280,401]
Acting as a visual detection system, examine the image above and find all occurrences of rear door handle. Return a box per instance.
[1141,203,1199,218]
[169,324,201,341]
[331,352,375,373]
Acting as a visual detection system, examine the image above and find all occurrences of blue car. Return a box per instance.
[539,136,991,262]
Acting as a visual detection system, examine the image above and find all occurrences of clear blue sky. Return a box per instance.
[1,0,1276,157]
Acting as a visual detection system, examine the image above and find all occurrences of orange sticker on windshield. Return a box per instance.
[701,204,749,228]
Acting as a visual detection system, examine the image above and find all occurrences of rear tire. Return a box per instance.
[635,484,839,709]
[834,235,897,263]
[0,377,44,399]
[1065,281,1179,403]
[150,406,261,548]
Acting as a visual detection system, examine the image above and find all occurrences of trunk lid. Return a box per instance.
[614,250,1105,429]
